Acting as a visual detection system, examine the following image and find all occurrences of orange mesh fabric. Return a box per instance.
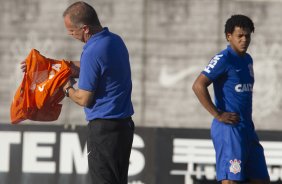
[10,49,71,124]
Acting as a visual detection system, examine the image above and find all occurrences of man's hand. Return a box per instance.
[63,77,76,91]
[215,112,240,124]
[68,61,80,78]
[62,77,94,107]
[20,60,27,73]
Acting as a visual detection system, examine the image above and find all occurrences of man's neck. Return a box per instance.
[85,26,103,42]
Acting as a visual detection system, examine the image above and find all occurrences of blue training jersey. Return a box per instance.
[78,27,134,121]
[202,45,254,124]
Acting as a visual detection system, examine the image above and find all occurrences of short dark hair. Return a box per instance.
[224,15,255,35]
[63,1,101,27]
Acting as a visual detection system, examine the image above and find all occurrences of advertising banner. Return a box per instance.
[1,124,282,184]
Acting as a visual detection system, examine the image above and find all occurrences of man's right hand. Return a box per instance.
[67,61,80,78]
[20,60,27,73]
[215,112,240,124]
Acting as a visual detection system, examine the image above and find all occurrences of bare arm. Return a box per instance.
[65,62,94,107]
[63,78,94,107]
[192,74,240,124]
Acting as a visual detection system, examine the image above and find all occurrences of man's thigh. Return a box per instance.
[87,118,134,184]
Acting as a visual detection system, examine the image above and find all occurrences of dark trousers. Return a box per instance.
[87,117,134,184]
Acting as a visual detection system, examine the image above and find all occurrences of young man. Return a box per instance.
[192,15,270,184]
[62,1,135,184]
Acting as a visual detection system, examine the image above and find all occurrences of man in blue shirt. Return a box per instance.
[192,15,269,184]
[62,2,134,184]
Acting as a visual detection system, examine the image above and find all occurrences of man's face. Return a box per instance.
[227,26,252,56]
[64,15,85,42]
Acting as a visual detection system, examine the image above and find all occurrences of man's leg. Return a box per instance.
[87,118,134,184]
[245,133,269,184]
[211,122,248,182]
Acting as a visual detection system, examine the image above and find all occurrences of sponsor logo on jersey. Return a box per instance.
[38,84,46,92]
[229,159,241,174]
[235,83,253,92]
[204,54,223,73]
[36,64,62,92]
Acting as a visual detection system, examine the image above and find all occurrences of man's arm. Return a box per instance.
[63,79,94,107]
[192,74,240,124]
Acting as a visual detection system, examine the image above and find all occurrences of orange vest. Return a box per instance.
[10,49,71,124]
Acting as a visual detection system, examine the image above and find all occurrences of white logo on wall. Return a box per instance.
[159,65,200,87]
[158,36,282,124]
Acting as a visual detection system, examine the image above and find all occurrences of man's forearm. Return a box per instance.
[192,74,220,118]
[67,87,94,107]
[193,83,220,118]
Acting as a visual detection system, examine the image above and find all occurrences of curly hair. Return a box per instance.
[224,15,255,36]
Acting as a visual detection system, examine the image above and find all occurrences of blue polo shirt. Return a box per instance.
[78,27,134,121]
[202,45,254,123]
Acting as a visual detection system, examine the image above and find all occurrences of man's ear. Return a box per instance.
[82,25,90,34]
[226,33,231,41]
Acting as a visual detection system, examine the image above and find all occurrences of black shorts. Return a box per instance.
[87,117,135,184]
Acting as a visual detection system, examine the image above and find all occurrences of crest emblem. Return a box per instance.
[229,159,241,174]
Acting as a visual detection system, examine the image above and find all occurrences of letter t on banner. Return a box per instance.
[22,132,56,173]
[0,132,21,172]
